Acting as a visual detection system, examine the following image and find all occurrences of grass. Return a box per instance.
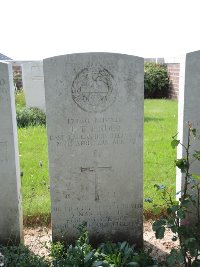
[15,90,26,108]
[144,99,178,212]
[16,93,178,223]
[18,126,50,224]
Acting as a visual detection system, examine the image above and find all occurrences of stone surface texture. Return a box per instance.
[177,51,200,220]
[22,61,45,111]
[0,61,23,244]
[44,53,144,246]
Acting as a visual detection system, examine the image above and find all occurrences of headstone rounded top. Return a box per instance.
[44,52,142,61]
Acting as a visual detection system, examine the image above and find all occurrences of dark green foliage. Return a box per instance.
[98,242,155,267]
[16,107,46,128]
[0,226,156,267]
[51,225,97,267]
[144,62,169,98]
[50,225,156,267]
[0,245,48,267]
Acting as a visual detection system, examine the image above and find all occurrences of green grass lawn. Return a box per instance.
[144,99,178,212]
[17,98,178,223]
[15,90,26,108]
[18,126,50,223]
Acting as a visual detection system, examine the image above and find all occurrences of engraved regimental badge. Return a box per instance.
[71,65,117,112]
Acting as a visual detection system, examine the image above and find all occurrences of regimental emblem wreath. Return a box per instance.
[71,65,117,112]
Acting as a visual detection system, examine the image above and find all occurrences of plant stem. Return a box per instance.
[198,187,200,226]
[182,124,191,200]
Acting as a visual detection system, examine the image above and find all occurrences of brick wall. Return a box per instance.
[12,65,23,89]
[166,63,180,99]
[145,57,181,99]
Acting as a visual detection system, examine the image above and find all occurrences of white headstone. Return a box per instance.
[44,53,144,246]
[0,62,23,244]
[177,51,200,220]
[22,61,45,111]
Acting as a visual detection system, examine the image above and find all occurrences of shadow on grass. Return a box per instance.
[144,116,163,122]
[24,213,51,227]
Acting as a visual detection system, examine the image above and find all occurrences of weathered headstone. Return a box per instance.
[44,53,144,246]
[176,51,200,220]
[0,61,23,244]
[22,61,45,111]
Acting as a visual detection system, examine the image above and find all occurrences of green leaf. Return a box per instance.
[166,249,178,266]
[175,159,187,172]
[192,128,197,137]
[177,210,185,219]
[92,261,105,267]
[119,241,128,251]
[193,150,200,160]
[171,139,180,149]
[167,207,172,214]
[176,249,184,263]
[152,219,166,239]
[181,199,190,206]
[192,173,200,180]
[84,251,95,263]
[170,226,178,234]
[155,226,165,239]
[127,262,139,266]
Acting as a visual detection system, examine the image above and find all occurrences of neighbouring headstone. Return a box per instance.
[177,51,200,220]
[0,61,23,244]
[44,53,144,246]
[22,61,45,111]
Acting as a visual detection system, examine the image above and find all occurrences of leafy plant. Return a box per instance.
[50,224,156,267]
[98,242,156,267]
[149,122,200,266]
[144,62,169,98]
[16,107,46,127]
[0,244,48,267]
[51,224,99,267]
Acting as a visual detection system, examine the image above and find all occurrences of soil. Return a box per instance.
[24,220,180,265]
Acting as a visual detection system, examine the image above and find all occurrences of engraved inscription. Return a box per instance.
[52,203,143,231]
[71,65,117,112]
[49,117,135,147]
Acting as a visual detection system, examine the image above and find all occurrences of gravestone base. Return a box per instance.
[53,228,143,248]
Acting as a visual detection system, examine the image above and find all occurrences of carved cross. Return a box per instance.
[80,162,112,201]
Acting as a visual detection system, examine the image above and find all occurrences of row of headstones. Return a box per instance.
[10,60,45,111]
[8,56,180,113]
[0,51,199,246]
